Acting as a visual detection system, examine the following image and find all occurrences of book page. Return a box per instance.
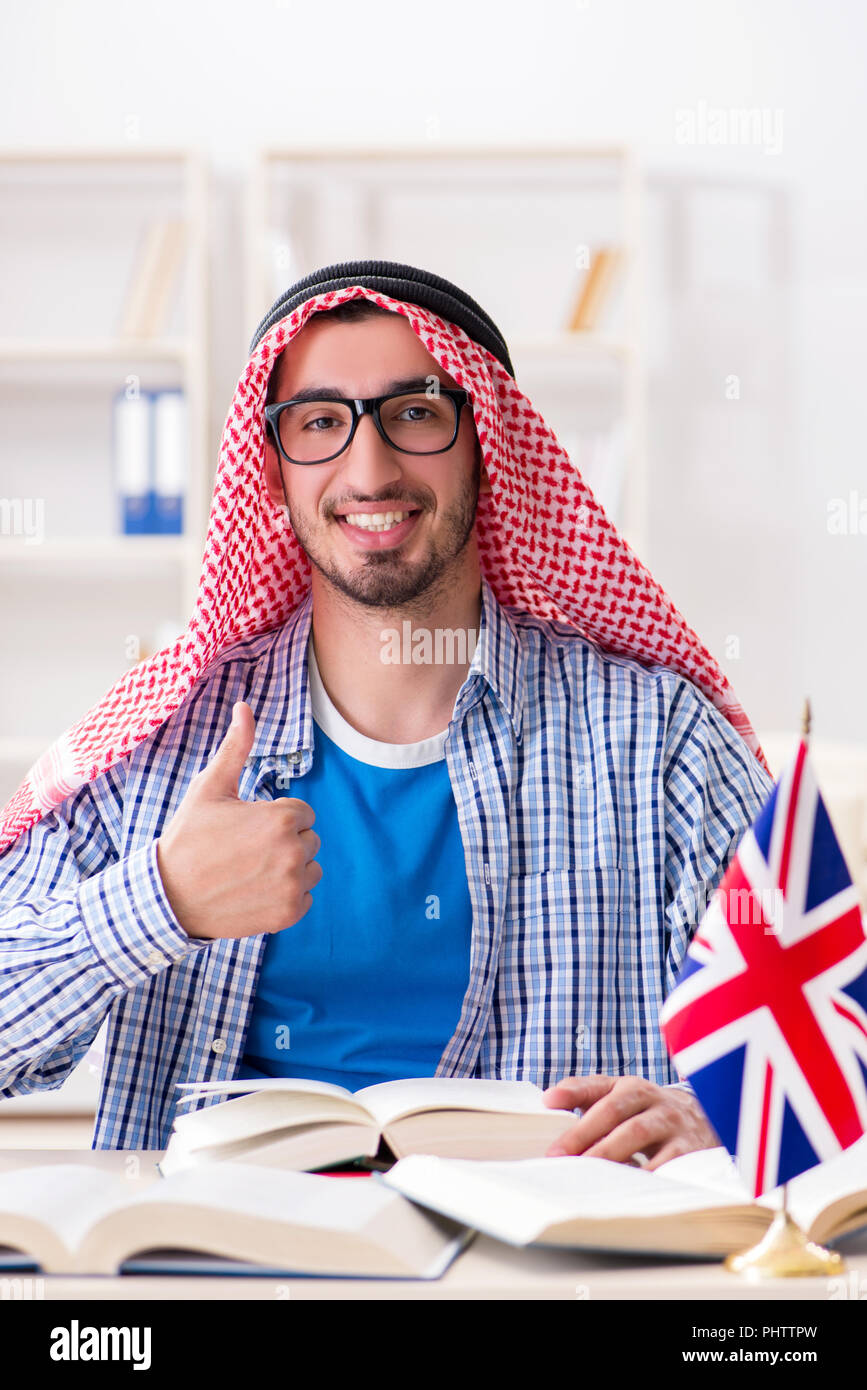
[174,1077,356,1107]
[658,1137,867,1233]
[90,1165,471,1279]
[0,1165,142,1261]
[382,1154,756,1246]
[170,1088,375,1150]
[356,1077,554,1127]
[653,1147,754,1199]
[113,1162,415,1234]
[785,1133,867,1234]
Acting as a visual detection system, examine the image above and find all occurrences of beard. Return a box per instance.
[285,451,481,613]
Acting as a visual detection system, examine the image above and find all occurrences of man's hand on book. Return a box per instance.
[156,701,323,940]
[541,1074,719,1168]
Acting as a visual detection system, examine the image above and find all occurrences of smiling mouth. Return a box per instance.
[334,508,421,534]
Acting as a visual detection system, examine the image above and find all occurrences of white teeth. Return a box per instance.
[342,510,415,532]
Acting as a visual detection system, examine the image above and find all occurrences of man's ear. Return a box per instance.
[263,430,288,510]
[476,438,492,495]
[262,355,290,510]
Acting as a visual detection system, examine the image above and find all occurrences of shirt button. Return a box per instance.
[145,951,164,969]
[288,751,302,764]
[211,1038,227,1055]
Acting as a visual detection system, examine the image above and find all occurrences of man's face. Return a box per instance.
[263,311,489,610]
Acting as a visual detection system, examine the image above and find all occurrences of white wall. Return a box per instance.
[2,0,865,744]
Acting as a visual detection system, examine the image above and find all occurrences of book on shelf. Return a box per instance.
[112,391,150,535]
[118,218,186,340]
[0,1160,469,1278]
[380,1136,867,1259]
[152,389,186,533]
[159,1076,575,1177]
[567,247,624,333]
[113,388,187,535]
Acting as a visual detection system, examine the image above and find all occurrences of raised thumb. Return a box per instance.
[195,700,256,799]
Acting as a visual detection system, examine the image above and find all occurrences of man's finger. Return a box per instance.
[577,1107,672,1164]
[192,701,255,800]
[644,1141,692,1171]
[542,1074,618,1112]
[545,1079,656,1155]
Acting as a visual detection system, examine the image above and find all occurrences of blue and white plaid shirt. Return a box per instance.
[0,575,774,1148]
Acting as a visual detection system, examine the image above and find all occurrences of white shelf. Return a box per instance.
[0,1058,99,1115]
[0,337,191,363]
[0,1022,106,1116]
[511,332,632,361]
[0,536,191,568]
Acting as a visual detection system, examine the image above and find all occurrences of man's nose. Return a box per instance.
[338,412,404,488]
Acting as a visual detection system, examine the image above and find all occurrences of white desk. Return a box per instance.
[2,1146,866,1301]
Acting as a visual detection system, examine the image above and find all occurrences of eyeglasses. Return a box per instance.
[264,388,472,466]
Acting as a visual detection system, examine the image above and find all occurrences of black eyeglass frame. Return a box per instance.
[264,388,473,466]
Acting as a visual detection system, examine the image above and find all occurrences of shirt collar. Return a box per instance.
[243,572,525,762]
[470,572,526,742]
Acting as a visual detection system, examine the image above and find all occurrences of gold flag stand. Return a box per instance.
[725,1185,844,1278]
[725,698,844,1279]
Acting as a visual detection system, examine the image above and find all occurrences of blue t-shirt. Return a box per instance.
[238,635,474,1092]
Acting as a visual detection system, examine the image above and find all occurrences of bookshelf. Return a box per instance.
[0,149,209,812]
[245,146,647,555]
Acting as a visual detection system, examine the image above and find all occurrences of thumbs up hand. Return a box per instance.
[155,701,322,940]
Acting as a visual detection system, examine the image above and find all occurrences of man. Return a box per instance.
[0,261,774,1165]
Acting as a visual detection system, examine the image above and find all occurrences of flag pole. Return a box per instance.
[725,698,845,1279]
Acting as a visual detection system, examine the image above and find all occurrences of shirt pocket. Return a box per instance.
[498,865,649,1084]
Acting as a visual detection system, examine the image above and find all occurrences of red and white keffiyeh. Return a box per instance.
[0,284,768,854]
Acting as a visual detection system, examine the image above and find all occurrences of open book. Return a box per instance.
[380,1137,867,1258]
[0,1160,469,1278]
[159,1077,574,1176]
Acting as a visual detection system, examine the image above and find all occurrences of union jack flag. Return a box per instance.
[660,738,867,1197]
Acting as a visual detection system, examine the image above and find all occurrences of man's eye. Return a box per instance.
[304,415,339,430]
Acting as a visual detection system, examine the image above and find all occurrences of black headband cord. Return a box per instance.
[249,259,516,380]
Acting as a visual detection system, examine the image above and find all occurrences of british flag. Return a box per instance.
[660,739,867,1197]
